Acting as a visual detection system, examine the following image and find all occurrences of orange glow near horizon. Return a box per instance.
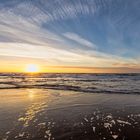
[0,63,139,73]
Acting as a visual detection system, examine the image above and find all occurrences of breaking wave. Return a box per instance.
[0,73,140,94]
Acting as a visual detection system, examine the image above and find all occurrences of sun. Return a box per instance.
[25,64,39,73]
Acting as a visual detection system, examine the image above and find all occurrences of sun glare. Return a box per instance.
[25,64,39,73]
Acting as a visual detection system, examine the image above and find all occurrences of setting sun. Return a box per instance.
[25,64,39,73]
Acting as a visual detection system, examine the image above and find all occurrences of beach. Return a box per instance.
[0,0,140,139]
[0,88,140,140]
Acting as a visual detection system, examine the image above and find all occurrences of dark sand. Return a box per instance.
[0,89,140,140]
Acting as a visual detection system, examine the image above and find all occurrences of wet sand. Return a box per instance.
[0,89,140,140]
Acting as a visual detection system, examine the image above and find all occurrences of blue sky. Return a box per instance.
[0,0,140,72]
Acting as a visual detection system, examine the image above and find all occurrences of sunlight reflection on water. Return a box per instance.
[27,89,36,100]
[18,102,48,127]
[1,89,53,140]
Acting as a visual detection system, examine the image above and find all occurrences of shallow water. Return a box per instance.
[0,88,140,140]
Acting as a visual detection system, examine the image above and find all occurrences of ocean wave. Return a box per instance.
[0,83,140,94]
[0,73,140,94]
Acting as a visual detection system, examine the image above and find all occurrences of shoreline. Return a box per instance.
[0,89,140,140]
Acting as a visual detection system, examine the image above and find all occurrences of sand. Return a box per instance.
[0,89,140,140]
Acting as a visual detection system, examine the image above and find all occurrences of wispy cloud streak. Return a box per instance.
[63,32,97,49]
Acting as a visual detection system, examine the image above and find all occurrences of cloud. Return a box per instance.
[63,32,97,49]
[0,9,63,45]
[0,0,140,70]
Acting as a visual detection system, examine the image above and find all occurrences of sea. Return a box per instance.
[0,73,140,94]
[0,73,140,140]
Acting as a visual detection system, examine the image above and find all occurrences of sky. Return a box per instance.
[0,0,140,73]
